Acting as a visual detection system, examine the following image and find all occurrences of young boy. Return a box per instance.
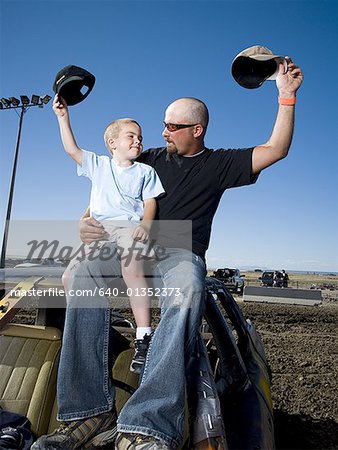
[52,95,165,374]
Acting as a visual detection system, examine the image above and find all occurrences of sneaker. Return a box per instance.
[129,333,152,374]
[115,432,172,449]
[31,410,117,450]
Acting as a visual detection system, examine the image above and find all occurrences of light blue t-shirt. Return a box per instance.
[77,150,165,222]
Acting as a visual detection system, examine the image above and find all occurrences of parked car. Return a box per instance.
[259,270,289,287]
[212,268,245,294]
[259,271,275,287]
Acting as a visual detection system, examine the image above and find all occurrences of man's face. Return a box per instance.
[112,123,143,160]
[162,104,196,155]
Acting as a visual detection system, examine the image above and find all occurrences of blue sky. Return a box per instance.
[1,0,337,272]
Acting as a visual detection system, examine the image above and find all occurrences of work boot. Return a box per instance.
[31,409,117,449]
[115,432,172,449]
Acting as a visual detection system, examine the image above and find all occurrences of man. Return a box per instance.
[281,270,289,288]
[33,57,302,450]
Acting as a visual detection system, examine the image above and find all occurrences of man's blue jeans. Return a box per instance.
[57,244,206,449]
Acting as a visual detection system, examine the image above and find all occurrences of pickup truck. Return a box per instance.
[212,268,245,294]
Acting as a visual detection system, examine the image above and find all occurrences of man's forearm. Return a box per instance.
[264,102,295,157]
[252,56,302,174]
[252,103,295,174]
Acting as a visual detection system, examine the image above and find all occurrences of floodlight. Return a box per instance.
[0,90,51,268]
[20,95,30,105]
[1,98,11,107]
[41,94,52,104]
[9,97,20,107]
[31,95,40,105]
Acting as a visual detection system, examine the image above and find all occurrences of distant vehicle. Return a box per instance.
[259,270,289,288]
[259,271,276,287]
[212,268,245,294]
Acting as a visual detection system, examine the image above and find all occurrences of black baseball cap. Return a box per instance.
[53,65,95,105]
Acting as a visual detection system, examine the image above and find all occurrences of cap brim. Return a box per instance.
[250,53,282,61]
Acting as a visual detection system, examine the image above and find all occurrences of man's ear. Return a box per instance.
[193,124,204,139]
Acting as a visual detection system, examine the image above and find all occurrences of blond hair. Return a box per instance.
[104,118,141,153]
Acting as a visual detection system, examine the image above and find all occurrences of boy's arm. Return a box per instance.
[133,198,157,242]
[52,94,83,165]
[141,198,157,231]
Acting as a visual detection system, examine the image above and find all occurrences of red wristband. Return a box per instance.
[278,97,296,106]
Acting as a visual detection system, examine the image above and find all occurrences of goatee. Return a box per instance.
[166,144,177,155]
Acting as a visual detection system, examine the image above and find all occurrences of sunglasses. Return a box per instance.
[163,122,197,132]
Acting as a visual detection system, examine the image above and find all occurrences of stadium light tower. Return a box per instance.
[0,94,52,268]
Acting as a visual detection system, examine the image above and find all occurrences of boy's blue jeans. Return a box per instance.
[57,244,206,449]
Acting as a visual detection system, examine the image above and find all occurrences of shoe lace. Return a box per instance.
[118,433,170,450]
[54,421,77,435]
[135,333,152,351]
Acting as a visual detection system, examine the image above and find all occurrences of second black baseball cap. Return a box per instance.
[53,65,95,105]
[231,46,287,89]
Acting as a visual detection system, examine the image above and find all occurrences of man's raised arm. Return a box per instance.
[252,56,303,174]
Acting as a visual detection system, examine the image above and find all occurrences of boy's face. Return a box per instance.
[110,123,143,160]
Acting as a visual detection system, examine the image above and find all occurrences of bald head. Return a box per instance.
[166,97,209,133]
[162,97,209,155]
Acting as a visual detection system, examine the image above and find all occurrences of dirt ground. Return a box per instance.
[239,298,338,450]
[230,272,338,449]
[4,271,338,449]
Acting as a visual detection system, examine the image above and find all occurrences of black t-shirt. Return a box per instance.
[138,147,258,260]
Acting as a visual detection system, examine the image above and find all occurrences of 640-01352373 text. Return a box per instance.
[9,287,182,298]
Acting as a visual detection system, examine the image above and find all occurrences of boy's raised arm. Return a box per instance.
[52,94,83,165]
